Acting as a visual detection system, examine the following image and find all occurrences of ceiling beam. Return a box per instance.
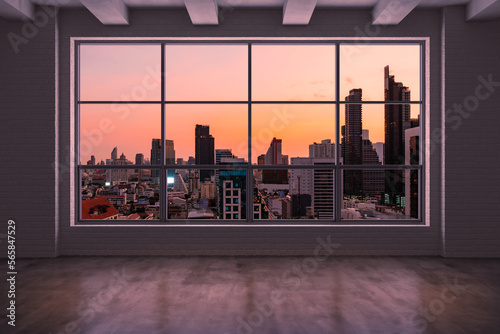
[80,0,129,25]
[467,0,500,20]
[184,0,218,25]
[283,0,317,25]
[2,0,34,20]
[372,0,422,25]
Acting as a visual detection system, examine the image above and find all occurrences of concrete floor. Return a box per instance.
[2,256,500,334]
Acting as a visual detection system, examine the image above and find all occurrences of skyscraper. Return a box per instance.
[111,147,118,161]
[344,89,363,164]
[165,140,175,165]
[265,137,283,165]
[151,139,175,179]
[405,126,420,219]
[384,66,411,206]
[135,153,144,165]
[343,89,363,197]
[195,124,215,181]
[290,157,335,219]
[219,169,246,220]
[262,137,288,184]
[384,65,411,165]
[362,130,384,196]
[135,153,144,177]
[151,139,162,166]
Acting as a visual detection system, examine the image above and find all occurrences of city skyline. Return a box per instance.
[80,44,420,164]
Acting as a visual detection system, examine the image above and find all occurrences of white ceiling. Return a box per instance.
[0,0,498,24]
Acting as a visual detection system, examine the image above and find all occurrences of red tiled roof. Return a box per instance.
[128,212,151,220]
[82,197,119,220]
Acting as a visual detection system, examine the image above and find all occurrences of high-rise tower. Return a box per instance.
[195,124,215,181]
[384,65,411,206]
[342,89,363,196]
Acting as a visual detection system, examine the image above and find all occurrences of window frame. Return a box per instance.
[72,37,428,226]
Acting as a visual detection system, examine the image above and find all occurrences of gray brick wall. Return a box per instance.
[442,7,500,257]
[56,8,443,257]
[0,11,57,258]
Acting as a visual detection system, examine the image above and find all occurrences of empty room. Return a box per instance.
[1,0,500,333]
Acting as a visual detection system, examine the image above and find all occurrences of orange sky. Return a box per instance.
[79,43,421,164]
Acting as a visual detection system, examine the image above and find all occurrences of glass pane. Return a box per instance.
[80,44,161,101]
[342,169,419,220]
[340,103,420,165]
[255,167,335,220]
[165,44,248,101]
[252,104,336,164]
[252,44,336,101]
[80,104,161,166]
[167,168,246,220]
[81,169,160,220]
[340,44,421,102]
[165,104,248,165]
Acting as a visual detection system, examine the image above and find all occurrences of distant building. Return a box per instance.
[200,180,215,200]
[309,139,335,159]
[384,65,413,206]
[87,155,96,166]
[165,140,175,165]
[195,124,215,181]
[290,157,335,219]
[342,89,363,197]
[151,139,162,180]
[135,153,144,175]
[405,126,420,219]
[106,152,130,183]
[373,142,385,164]
[216,149,233,164]
[265,137,284,165]
[135,153,144,165]
[151,139,175,179]
[111,147,118,161]
[362,130,385,196]
[262,138,288,184]
[219,169,246,219]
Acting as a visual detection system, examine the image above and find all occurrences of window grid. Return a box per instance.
[76,40,425,225]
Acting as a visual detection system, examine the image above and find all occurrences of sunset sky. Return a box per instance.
[79,43,421,164]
